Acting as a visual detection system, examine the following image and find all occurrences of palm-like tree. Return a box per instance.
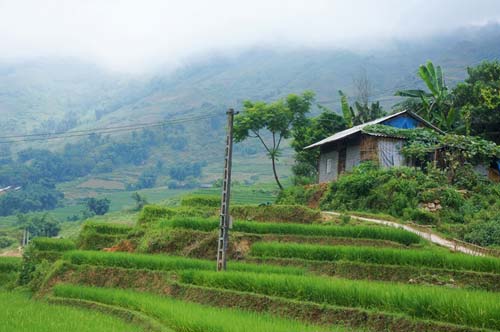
[396,61,457,131]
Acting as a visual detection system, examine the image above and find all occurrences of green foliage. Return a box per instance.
[250,242,500,273]
[230,204,321,223]
[77,222,131,250]
[179,270,500,330]
[30,237,76,252]
[131,192,148,212]
[180,195,220,207]
[234,91,315,189]
[0,257,21,273]
[165,217,421,245]
[321,164,438,216]
[396,61,457,131]
[338,90,385,127]
[53,284,335,332]
[16,213,61,238]
[85,197,111,216]
[0,236,16,248]
[454,60,500,143]
[81,221,133,235]
[0,185,63,217]
[402,208,439,225]
[63,250,305,275]
[463,219,500,247]
[168,161,205,181]
[138,205,176,225]
[291,108,347,179]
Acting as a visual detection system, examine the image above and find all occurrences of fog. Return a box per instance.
[0,0,499,72]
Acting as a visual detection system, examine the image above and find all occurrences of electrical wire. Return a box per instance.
[0,112,223,144]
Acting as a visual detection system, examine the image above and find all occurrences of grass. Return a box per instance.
[30,237,76,252]
[162,217,421,245]
[52,284,351,332]
[81,221,133,235]
[0,257,21,273]
[0,291,143,332]
[179,270,500,330]
[63,250,306,275]
[250,242,500,273]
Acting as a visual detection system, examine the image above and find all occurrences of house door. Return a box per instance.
[338,147,346,175]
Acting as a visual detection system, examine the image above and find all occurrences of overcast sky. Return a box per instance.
[1,0,499,72]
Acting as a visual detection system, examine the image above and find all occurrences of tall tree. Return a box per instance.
[395,61,457,131]
[453,61,500,143]
[291,106,347,181]
[234,91,315,190]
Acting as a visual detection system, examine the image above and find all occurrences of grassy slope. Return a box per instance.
[0,291,143,332]
[53,284,355,332]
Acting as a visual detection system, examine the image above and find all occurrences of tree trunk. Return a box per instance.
[271,156,283,190]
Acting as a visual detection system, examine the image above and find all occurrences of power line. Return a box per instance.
[0,113,222,144]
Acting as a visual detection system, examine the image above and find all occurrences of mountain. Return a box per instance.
[0,23,500,213]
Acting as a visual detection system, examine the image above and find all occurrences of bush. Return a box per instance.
[464,219,500,247]
[180,270,500,330]
[250,242,500,273]
[180,195,220,207]
[403,208,439,225]
[29,237,76,252]
[230,205,321,223]
[0,236,16,249]
[320,164,444,216]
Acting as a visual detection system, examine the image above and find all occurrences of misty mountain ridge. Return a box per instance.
[1,24,500,137]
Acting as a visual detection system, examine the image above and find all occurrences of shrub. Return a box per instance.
[403,208,439,225]
[180,195,220,207]
[29,237,76,252]
[164,217,421,245]
[230,205,321,223]
[0,236,15,249]
[179,270,500,330]
[320,164,445,217]
[250,242,500,273]
[464,219,500,247]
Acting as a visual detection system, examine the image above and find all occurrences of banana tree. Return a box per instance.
[396,61,457,131]
[338,90,385,128]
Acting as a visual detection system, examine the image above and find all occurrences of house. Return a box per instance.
[305,110,443,183]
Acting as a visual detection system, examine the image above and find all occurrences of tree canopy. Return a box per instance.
[234,91,315,189]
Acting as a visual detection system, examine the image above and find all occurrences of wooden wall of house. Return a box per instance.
[360,135,379,163]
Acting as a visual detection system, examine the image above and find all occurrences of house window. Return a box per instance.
[326,159,333,173]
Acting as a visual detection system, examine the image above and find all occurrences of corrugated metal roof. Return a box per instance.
[304,110,442,149]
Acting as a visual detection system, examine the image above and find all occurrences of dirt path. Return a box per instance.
[0,246,23,257]
[322,211,484,256]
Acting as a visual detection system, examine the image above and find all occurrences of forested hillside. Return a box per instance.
[1,24,500,217]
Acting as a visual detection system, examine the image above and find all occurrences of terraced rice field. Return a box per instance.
[3,205,500,332]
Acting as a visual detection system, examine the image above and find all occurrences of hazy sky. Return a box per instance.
[1,0,499,72]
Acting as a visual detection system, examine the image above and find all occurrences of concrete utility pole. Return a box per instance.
[217,108,236,271]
